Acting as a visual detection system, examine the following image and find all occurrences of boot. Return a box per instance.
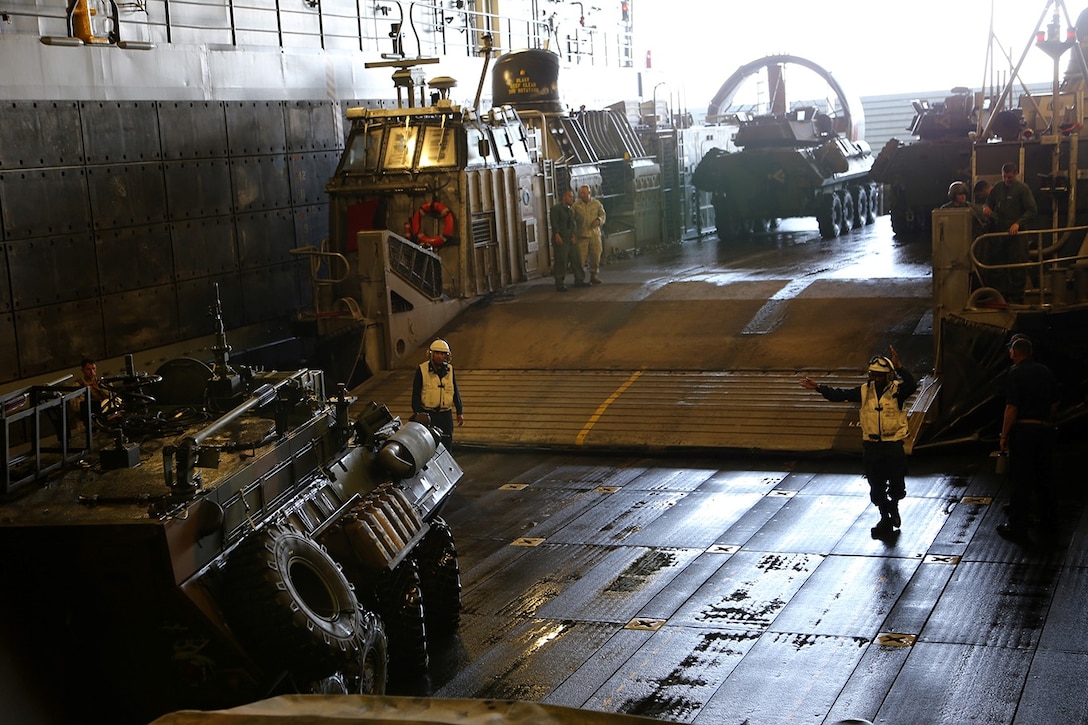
[870,509,895,539]
[888,500,901,529]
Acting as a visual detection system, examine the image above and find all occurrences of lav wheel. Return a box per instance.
[817,193,842,238]
[838,191,854,234]
[415,517,462,637]
[866,182,879,223]
[853,187,869,228]
[223,524,371,680]
[376,559,428,676]
[350,617,388,694]
[310,609,387,695]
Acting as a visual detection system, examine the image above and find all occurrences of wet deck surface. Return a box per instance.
[412,443,1086,725]
[368,218,1087,723]
[355,217,938,454]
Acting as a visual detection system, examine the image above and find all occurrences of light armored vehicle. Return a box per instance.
[0,290,463,723]
[692,55,877,239]
[870,88,977,238]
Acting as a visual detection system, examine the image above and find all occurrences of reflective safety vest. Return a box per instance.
[858,380,908,441]
[419,362,456,411]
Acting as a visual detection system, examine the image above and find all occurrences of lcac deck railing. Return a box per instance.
[970,224,1088,308]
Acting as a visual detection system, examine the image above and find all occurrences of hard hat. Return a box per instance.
[429,339,451,354]
[867,356,895,375]
[947,181,969,199]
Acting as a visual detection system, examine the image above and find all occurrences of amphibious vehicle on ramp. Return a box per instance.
[0,290,464,724]
[692,55,877,239]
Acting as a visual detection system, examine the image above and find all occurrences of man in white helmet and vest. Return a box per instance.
[411,339,464,449]
[799,345,917,538]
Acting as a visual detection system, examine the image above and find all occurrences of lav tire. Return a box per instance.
[376,560,429,676]
[817,193,842,238]
[838,191,854,234]
[223,524,372,681]
[310,608,388,695]
[346,610,388,694]
[853,186,869,228]
[866,182,879,223]
[416,517,462,637]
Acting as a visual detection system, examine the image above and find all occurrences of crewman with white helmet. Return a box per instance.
[799,345,917,538]
[411,339,464,449]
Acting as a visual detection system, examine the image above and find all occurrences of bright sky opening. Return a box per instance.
[634,0,1083,109]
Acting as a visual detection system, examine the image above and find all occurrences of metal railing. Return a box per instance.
[2,383,92,494]
[970,225,1088,307]
[5,0,633,66]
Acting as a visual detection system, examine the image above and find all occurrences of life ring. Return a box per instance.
[410,201,455,247]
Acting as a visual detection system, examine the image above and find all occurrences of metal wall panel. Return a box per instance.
[0,96,346,383]
[163,160,234,219]
[279,9,322,35]
[0,168,92,239]
[236,210,297,267]
[159,102,228,160]
[96,225,175,294]
[0,244,9,313]
[230,155,292,212]
[177,276,246,339]
[15,299,106,376]
[233,7,282,33]
[225,101,288,156]
[0,312,16,381]
[293,203,329,250]
[102,285,180,356]
[79,101,162,164]
[87,163,169,229]
[289,151,339,205]
[285,101,339,152]
[7,234,99,309]
[233,30,282,48]
[280,33,324,52]
[240,263,302,324]
[0,101,84,170]
[171,218,238,280]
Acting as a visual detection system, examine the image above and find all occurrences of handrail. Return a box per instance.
[290,244,351,285]
[21,0,633,68]
[970,224,1088,306]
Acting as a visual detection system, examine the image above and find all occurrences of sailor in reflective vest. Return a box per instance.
[799,345,917,539]
[411,338,464,449]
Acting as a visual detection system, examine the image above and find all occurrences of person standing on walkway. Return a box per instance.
[412,339,464,450]
[549,189,588,292]
[996,335,1058,544]
[981,163,1037,303]
[799,345,917,538]
[572,184,606,284]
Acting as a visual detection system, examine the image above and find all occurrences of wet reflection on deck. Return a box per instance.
[414,443,1085,724]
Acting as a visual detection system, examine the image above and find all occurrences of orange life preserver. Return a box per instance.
[410,201,455,247]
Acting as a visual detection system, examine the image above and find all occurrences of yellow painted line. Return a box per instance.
[575,370,644,446]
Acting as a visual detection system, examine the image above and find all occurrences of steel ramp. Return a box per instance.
[350,369,940,455]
